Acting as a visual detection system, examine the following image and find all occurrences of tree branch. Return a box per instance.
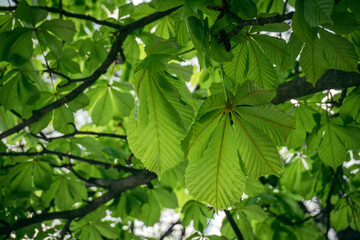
[224,210,244,240]
[228,12,293,38]
[159,220,181,240]
[0,149,138,173]
[0,5,183,140]
[0,169,156,237]
[59,219,72,240]
[272,68,360,105]
[33,128,126,142]
[0,5,123,29]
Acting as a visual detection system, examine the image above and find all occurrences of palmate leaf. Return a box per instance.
[223,41,248,82]
[299,39,329,85]
[185,115,246,210]
[184,81,295,209]
[247,40,278,90]
[317,121,360,169]
[251,34,287,67]
[319,29,359,72]
[86,80,134,126]
[303,0,334,27]
[128,70,189,176]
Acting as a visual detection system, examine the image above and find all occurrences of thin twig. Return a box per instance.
[228,12,293,38]
[282,0,289,15]
[0,149,138,173]
[59,218,72,240]
[224,210,244,240]
[0,169,157,237]
[160,220,181,240]
[0,5,122,29]
[0,5,183,140]
[33,129,127,142]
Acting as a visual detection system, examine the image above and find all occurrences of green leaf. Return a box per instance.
[182,200,212,232]
[123,35,140,64]
[15,1,47,27]
[331,198,352,231]
[87,81,134,125]
[299,39,329,85]
[93,223,119,239]
[280,33,303,70]
[186,116,246,210]
[244,177,264,196]
[85,41,108,70]
[0,71,39,110]
[37,30,63,57]
[40,19,76,42]
[233,115,282,177]
[128,71,187,176]
[152,187,178,209]
[55,175,87,210]
[319,29,359,72]
[247,40,278,90]
[292,0,317,44]
[32,160,52,190]
[303,0,334,27]
[339,88,360,122]
[223,41,248,83]
[210,38,234,62]
[186,16,210,69]
[139,193,161,226]
[235,104,295,145]
[238,204,268,221]
[251,34,287,67]
[0,106,16,132]
[281,159,313,199]
[2,161,33,195]
[0,15,14,32]
[184,81,293,208]
[318,122,348,168]
[184,110,223,163]
[0,28,33,65]
[53,106,75,134]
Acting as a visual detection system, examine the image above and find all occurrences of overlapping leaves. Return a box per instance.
[184,81,295,209]
[127,70,190,176]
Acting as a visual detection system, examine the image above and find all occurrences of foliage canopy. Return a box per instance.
[0,0,360,239]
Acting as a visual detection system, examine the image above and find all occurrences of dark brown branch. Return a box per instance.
[0,149,138,173]
[0,5,122,29]
[272,68,360,105]
[34,129,126,141]
[160,220,181,240]
[59,219,72,240]
[0,169,157,237]
[268,209,322,226]
[0,34,124,140]
[224,210,244,240]
[121,5,183,34]
[0,5,182,140]
[228,12,293,38]
[324,167,341,239]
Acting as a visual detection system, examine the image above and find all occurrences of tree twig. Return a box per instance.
[0,149,138,173]
[0,5,182,140]
[0,169,157,237]
[272,67,360,105]
[33,128,126,142]
[224,210,244,240]
[59,218,72,240]
[0,5,122,29]
[159,220,181,240]
[228,12,293,38]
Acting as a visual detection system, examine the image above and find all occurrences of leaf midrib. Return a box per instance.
[215,113,228,210]
[233,113,277,175]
